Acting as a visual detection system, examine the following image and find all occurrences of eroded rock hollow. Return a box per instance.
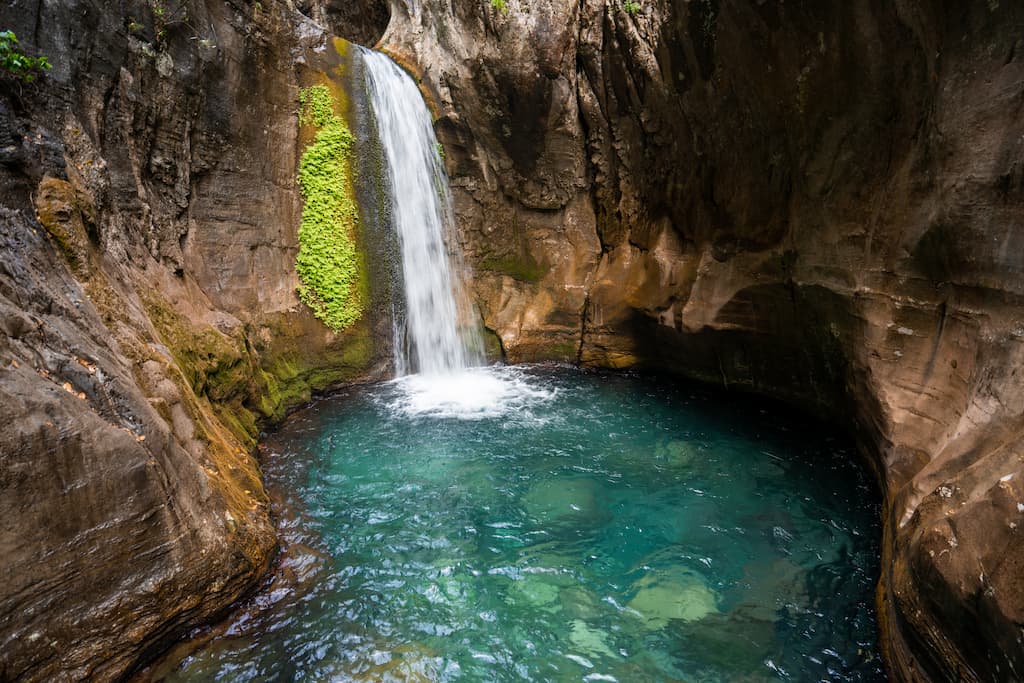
[0,0,1021,680]
[383,1,1024,680]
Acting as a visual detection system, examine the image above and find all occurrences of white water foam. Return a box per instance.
[386,366,557,421]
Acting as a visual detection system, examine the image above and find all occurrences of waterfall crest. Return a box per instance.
[361,48,482,376]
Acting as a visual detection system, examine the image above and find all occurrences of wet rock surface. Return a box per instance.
[382,1,1024,680]
[297,0,390,48]
[0,0,1021,680]
[0,0,387,680]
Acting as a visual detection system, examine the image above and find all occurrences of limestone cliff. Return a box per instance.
[1,0,1022,680]
[0,0,389,679]
[382,0,1024,680]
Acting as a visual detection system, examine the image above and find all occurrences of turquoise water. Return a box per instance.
[169,366,883,682]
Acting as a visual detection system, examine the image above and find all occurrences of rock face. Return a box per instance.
[298,0,390,48]
[0,206,274,681]
[0,0,1022,680]
[381,0,1024,680]
[0,0,389,679]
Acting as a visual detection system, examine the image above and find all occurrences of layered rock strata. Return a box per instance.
[382,1,1024,680]
[0,0,389,679]
[0,0,1022,680]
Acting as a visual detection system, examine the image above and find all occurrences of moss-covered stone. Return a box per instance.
[295,84,366,331]
[480,253,548,283]
[250,312,376,422]
[34,176,92,277]
[547,340,580,360]
[139,288,263,446]
[481,327,505,362]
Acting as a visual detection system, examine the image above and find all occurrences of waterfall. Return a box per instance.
[360,48,482,376]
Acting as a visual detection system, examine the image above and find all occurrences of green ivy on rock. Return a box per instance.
[295,84,365,331]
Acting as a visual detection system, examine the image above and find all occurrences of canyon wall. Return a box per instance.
[0,0,1022,680]
[0,0,390,679]
[381,0,1024,680]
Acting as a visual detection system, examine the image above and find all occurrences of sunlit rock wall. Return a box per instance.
[0,0,391,679]
[381,1,1024,679]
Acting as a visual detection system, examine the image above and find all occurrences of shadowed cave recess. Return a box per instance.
[0,0,1021,681]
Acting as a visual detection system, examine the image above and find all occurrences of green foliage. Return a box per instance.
[436,142,446,160]
[295,85,365,332]
[298,85,336,127]
[490,0,509,14]
[480,254,547,283]
[0,30,51,83]
[149,0,188,46]
[623,0,641,14]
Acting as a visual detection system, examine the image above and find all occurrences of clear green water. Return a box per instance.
[169,366,883,682]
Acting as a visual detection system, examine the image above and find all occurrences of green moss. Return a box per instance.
[296,84,365,331]
[332,37,350,66]
[549,341,580,360]
[213,401,259,450]
[480,254,548,283]
[139,288,263,445]
[481,327,504,362]
[257,356,312,421]
[252,314,376,422]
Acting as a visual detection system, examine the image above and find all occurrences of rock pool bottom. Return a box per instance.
[169,366,883,681]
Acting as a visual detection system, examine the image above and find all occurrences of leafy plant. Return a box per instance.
[295,85,365,331]
[623,0,641,15]
[490,0,509,14]
[0,30,51,82]
[298,86,336,127]
[149,0,188,46]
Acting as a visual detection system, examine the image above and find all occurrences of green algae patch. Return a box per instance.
[296,84,365,331]
[139,287,263,448]
[251,312,377,423]
[34,176,93,277]
[480,253,548,283]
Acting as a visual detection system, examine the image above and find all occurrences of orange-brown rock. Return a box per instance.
[384,1,1024,679]
[0,0,391,680]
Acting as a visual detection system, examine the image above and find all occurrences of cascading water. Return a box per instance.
[360,48,549,419]
[361,48,482,377]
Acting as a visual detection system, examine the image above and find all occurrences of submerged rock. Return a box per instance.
[676,609,779,675]
[655,439,704,469]
[568,619,618,659]
[346,643,441,682]
[521,477,610,529]
[506,574,562,611]
[559,585,602,621]
[626,570,720,629]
